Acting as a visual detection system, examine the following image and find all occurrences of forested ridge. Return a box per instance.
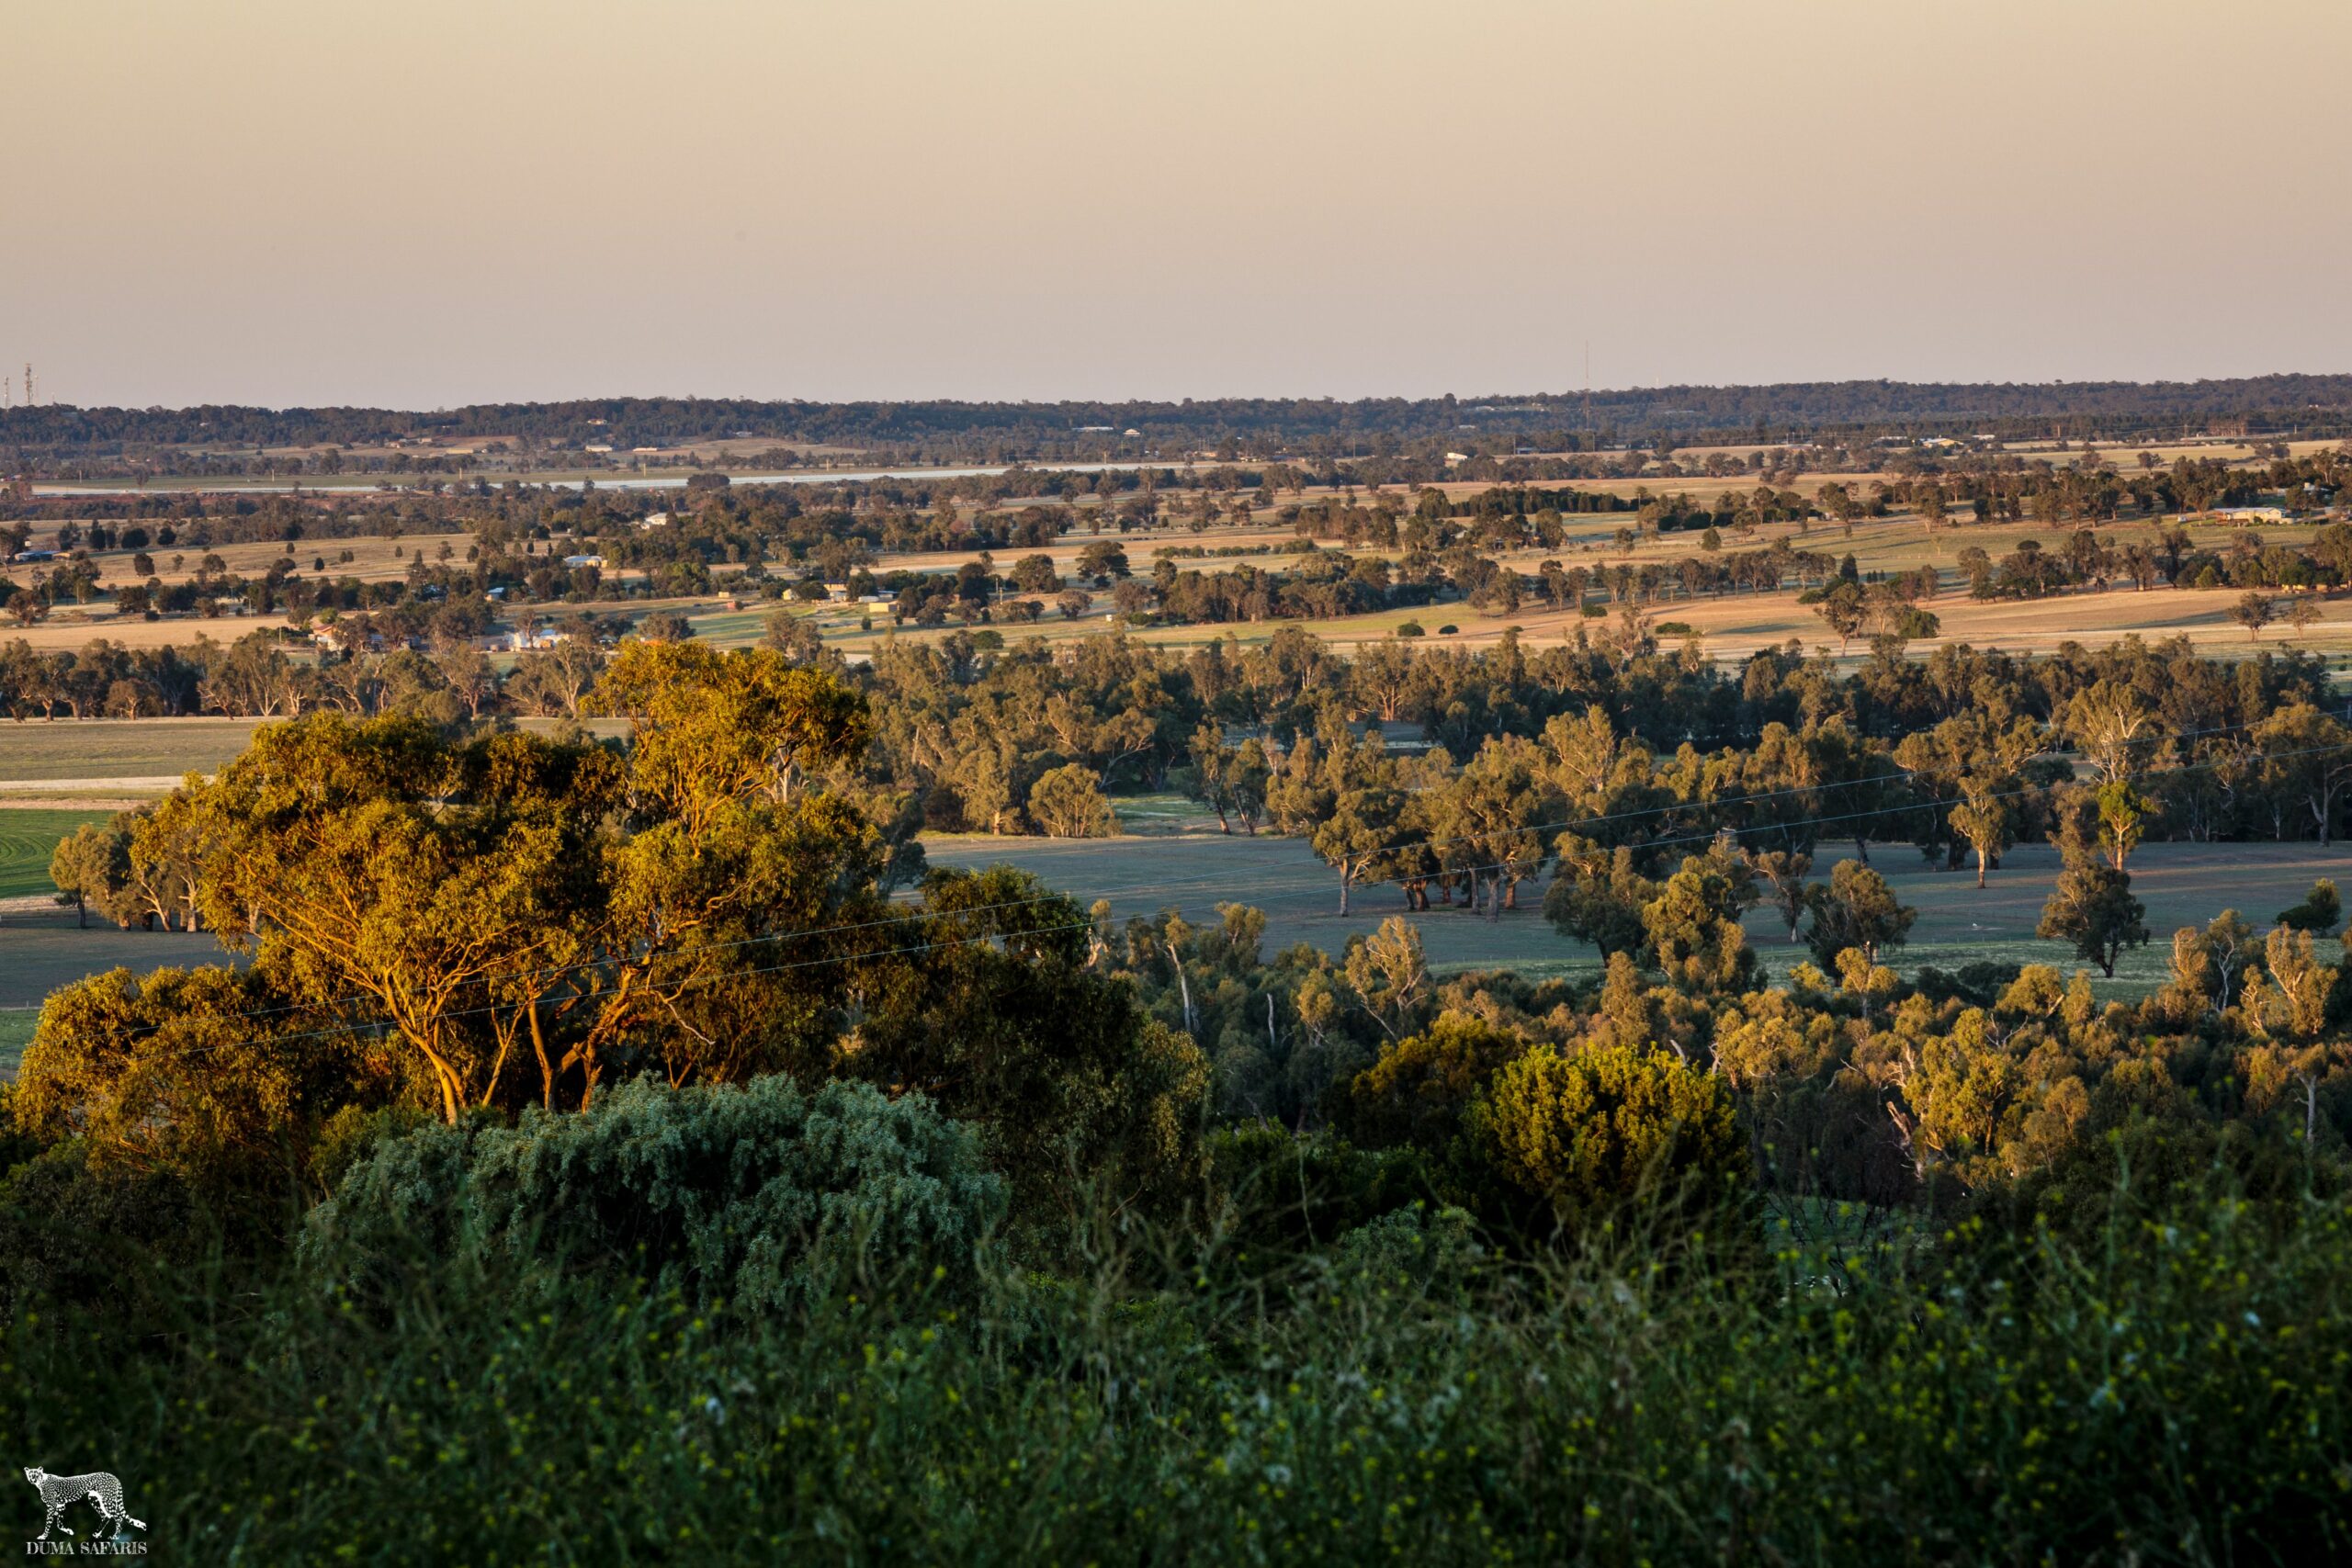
[6,372,2352,464]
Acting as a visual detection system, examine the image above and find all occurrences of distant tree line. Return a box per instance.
[7,376,2352,471]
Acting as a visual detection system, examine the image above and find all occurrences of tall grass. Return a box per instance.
[5,1173,2347,1563]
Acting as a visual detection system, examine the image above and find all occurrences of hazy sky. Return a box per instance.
[9,0,2350,409]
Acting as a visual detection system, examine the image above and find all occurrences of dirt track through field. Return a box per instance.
[0,777,186,798]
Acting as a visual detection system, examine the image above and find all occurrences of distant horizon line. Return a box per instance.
[7,371,2352,420]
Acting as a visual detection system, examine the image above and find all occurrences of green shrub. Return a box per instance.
[847,867,1213,1222]
[1207,1123,1434,1255]
[0,1140,209,1319]
[2276,876,2342,933]
[1479,1042,1748,1230]
[16,964,401,1219]
[302,1075,1006,1315]
[1341,1015,1525,1169]
[1026,762,1115,837]
[1914,960,2022,1009]
[1327,1203,1482,1295]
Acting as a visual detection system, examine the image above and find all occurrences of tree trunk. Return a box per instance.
[1854,835,1870,866]
[1975,845,1989,889]
[1166,941,1197,1035]
[529,1002,555,1112]
[1337,867,1351,917]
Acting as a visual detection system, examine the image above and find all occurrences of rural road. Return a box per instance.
[0,776,187,793]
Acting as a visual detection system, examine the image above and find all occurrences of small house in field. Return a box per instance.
[312,624,386,653]
[482,628,571,652]
[638,512,672,529]
[562,554,605,569]
[823,582,852,602]
[2214,506,2288,525]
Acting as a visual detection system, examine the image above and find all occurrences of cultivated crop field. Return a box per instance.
[0,807,115,897]
[775,577,2352,667]
[0,716,265,784]
[0,716,631,792]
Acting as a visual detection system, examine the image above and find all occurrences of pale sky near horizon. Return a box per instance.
[7,0,2350,410]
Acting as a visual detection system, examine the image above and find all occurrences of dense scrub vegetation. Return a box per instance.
[6,639,2352,1558]
[6,1153,2347,1561]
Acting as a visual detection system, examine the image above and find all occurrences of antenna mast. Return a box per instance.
[21,364,30,407]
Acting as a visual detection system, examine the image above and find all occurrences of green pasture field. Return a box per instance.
[0,1009,33,1077]
[688,602,909,653]
[0,809,116,898]
[922,832,2352,997]
[1109,791,1220,835]
[6,804,2344,1016]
